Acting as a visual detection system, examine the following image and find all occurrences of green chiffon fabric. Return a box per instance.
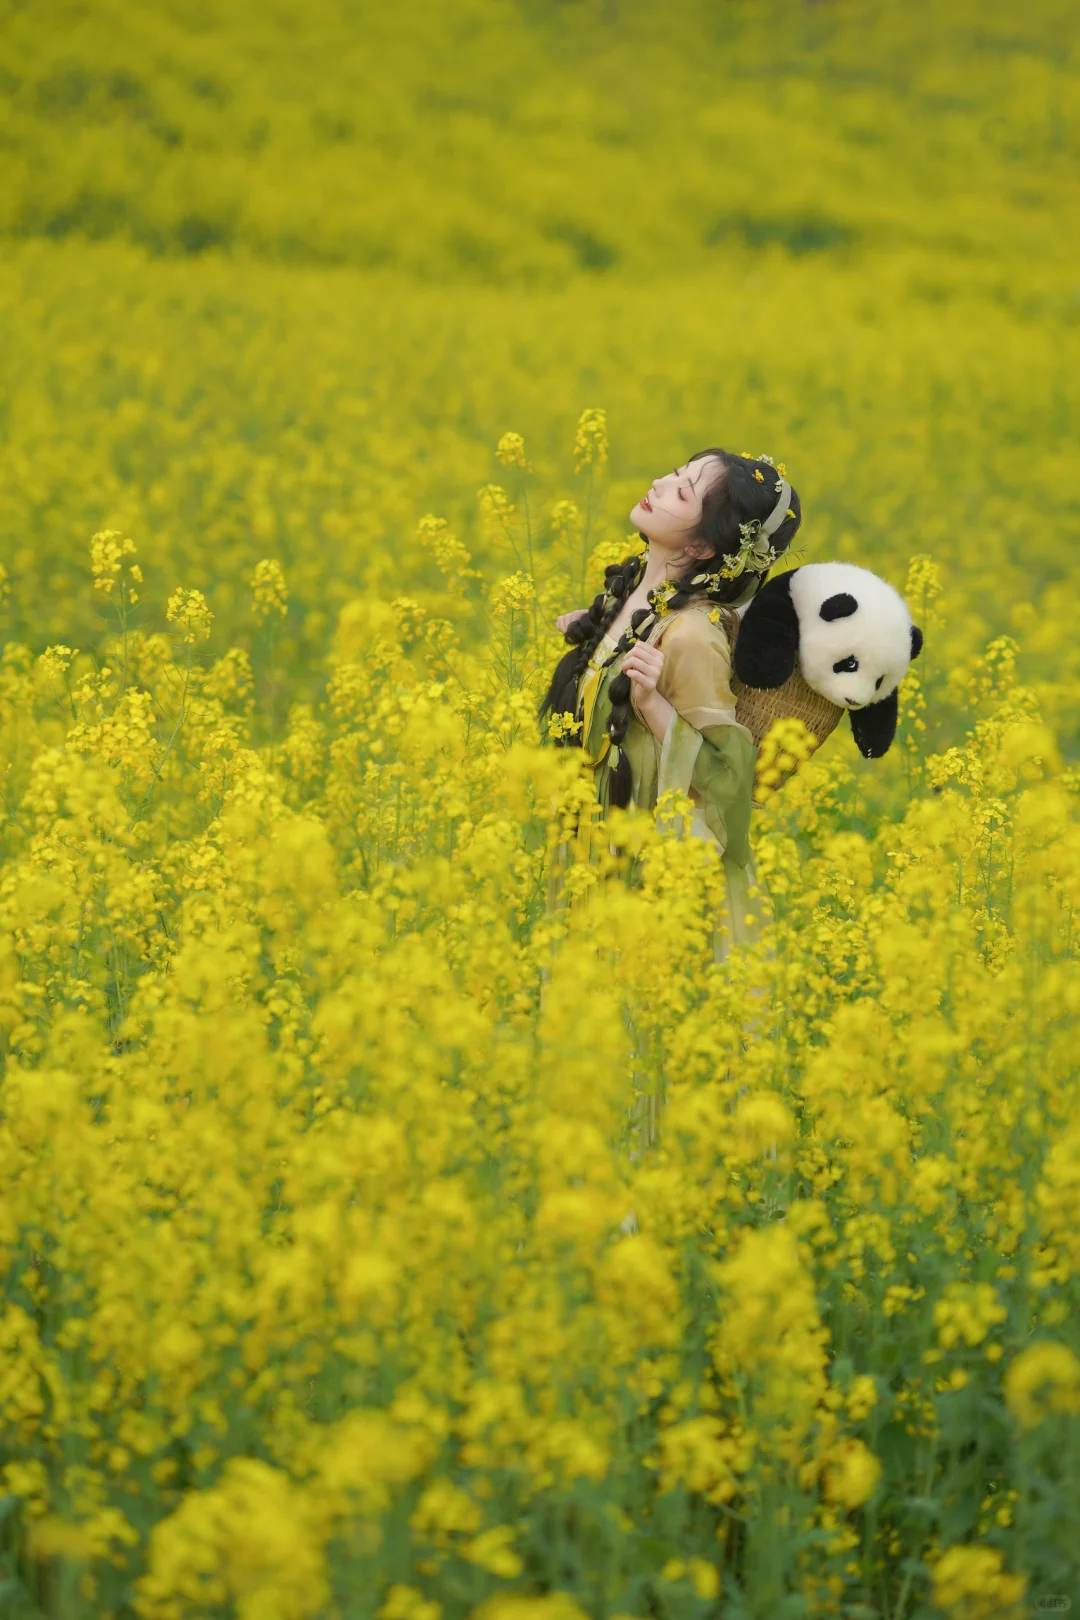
[577,608,764,955]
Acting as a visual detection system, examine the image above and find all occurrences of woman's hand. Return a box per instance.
[555,608,589,635]
[621,642,665,700]
[621,642,674,744]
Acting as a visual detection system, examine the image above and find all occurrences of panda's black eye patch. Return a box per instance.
[820,593,859,621]
[832,655,859,674]
[875,676,883,690]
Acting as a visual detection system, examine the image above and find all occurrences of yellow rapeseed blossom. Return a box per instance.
[477,484,515,527]
[823,1438,882,1509]
[930,1545,1028,1620]
[136,1459,328,1619]
[37,644,78,684]
[844,1375,879,1422]
[659,1557,720,1599]
[472,1598,589,1620]
[165,586,214,645]
[753,715,818,799]
[250,558,289,623]
[495,431,528,469]
[573,408,607,473]
[90,529,137,595]
[550,500,582,546]
[417,514,479,589]
[933,1282,1008,1349]
[489,572,536,615]
[1003,1341,1080,1430]
[378,1588,441,1620]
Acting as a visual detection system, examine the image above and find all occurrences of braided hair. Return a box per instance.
[540,449,802,808]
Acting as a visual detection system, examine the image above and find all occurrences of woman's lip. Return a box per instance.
[641,494,652,511]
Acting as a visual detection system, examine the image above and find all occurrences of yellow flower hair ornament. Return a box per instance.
[718,470,792,578]
[719,521,778,580]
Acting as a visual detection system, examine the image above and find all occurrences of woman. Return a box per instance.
[541,448,802,952]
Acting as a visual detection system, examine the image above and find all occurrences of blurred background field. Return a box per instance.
[2,2,1080,1617]
[2,0,1080,720]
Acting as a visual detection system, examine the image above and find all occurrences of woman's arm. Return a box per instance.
[621,642,674,743]
[625,611,745,745]
[652,611,757,861]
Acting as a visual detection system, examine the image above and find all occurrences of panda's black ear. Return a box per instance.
[820,593,858,621]
[910,624,924,660]
[733,571,800,690]
[850,689,898,758]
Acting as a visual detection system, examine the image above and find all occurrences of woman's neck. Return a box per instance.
[604,545,695,644]
[641,545,691,594]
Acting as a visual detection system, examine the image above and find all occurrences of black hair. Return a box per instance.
[539,449,802,808]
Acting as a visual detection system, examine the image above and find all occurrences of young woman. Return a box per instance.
[541,448,802,951]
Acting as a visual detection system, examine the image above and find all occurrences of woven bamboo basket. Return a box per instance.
[732,669,843,798]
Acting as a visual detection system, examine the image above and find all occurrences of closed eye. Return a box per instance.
[832,655,858,674]
[875,675,883,689]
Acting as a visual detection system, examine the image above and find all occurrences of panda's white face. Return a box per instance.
[790,563,915,710]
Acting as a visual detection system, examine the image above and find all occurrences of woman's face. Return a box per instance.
[628,454,724,556]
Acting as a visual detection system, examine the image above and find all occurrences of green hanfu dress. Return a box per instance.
[575,599,762,956]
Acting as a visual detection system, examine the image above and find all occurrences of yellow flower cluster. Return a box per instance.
[753,715,819,799]
[90,530,143,605]
[572,408,608,474]
[250,558,289,624]
[165,586,215,646]
[1,447,1075,1608]
[933,1281,1008,1350]
[417,515,481,597]
[495,433,528,471]
[931,1546,1028,1620]
[1003,1342,1080,1431]
[90,530,137,594]
[489,571,536,616]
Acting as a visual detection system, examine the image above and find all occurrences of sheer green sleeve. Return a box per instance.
[693,722,756,866]
[656,713,756,866]
[651,609,757,866]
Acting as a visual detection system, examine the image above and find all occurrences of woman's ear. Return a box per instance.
[850,689,898,758]
[683,540,714,565]
[733,571,800,689]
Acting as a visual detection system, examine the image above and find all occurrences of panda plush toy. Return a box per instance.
[733,562,923,760]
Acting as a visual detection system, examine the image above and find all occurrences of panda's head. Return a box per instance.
[732,561,924,759]
[791,564,920,711]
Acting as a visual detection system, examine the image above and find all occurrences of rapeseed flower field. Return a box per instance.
[1,0,1079,1614]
